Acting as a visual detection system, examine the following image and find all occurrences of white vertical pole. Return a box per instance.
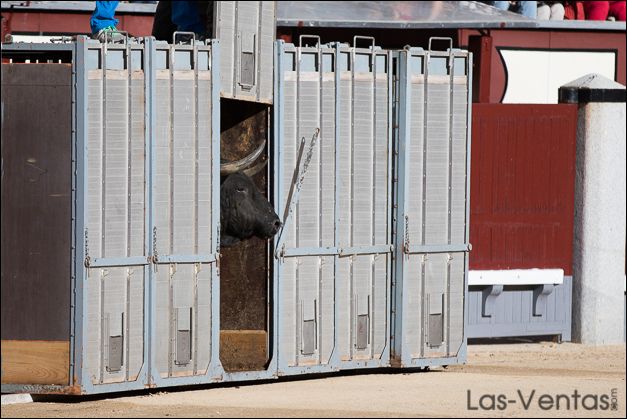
[560,74,626,345]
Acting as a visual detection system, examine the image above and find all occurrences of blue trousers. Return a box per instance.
[90,1,119,34]
[171,1,206,34]
[91,0,205,37]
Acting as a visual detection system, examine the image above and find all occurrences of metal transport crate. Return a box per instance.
[1,36,221,395]
[1,35,473,394]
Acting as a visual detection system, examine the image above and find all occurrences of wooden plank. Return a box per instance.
[467,34,492,103]
[1,340,69,385]
[220,330,268,372]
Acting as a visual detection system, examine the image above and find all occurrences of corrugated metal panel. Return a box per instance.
[278,45,336,369]
[154,263,214,377]
[338,46,391,363]
[394,46,471,367]
[215,1,275,104]
[469,104,577,274]
[151,41,218,382]
[83,43,147,386]
[85,267,144,384]
[274,41,392,373]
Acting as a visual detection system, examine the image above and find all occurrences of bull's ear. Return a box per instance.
[220,234,241,247]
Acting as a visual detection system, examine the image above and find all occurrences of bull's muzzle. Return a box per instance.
[270,219,282,235]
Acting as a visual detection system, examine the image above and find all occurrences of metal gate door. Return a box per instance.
[393,43,472,367]
[80,38,150,391]
[215,1,275,104]
[274,38,393,375]
[149,38,222,386]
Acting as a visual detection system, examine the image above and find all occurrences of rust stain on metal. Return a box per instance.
[15,384,83,395]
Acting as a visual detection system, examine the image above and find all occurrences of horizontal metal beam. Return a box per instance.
[88,256,149,268]
[281,247,338,257]
[339,245,394,257]
[404,243,470,254]
[88,254,219,267]
[280,244,394,258]
[1,43,75,52]
[155,254,217,264]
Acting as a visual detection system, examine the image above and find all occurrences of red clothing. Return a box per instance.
[584,1,610,19]
[564,1,585,19]
[609,0,626,20]
[584,1,626,20]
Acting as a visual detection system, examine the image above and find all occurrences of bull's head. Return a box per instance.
[220,140,282,247]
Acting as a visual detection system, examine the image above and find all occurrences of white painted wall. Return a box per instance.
[500,49,616,103]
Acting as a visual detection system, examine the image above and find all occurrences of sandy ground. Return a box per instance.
[2,342,625,418]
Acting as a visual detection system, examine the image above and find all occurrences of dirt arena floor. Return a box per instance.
[2,341,625,418]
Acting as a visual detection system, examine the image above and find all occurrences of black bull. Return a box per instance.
[220,172,282,247]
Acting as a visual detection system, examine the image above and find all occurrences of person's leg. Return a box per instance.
[583,1,610,20]
[515,1,538,18]
[171,0,206,38]
[550,2,565,19]
[608,1,626,20]
[537,3,551,19]
[90,1,120,34]
[491,1,511,11]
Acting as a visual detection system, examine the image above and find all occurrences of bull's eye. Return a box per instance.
[236,187,246,193]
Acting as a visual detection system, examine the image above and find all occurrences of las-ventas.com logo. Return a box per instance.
[467,389,618,411]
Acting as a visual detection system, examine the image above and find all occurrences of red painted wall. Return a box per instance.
[469,104,577,274]
[1,10,154,40]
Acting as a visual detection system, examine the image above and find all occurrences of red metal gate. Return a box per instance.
[470,104,577,274]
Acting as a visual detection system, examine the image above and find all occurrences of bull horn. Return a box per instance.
[242,158,268,178]
[220,140,266,175]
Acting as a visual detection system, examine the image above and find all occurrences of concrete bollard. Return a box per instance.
[559,74,626,345]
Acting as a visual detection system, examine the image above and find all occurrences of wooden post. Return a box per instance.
[468,35,492,103]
